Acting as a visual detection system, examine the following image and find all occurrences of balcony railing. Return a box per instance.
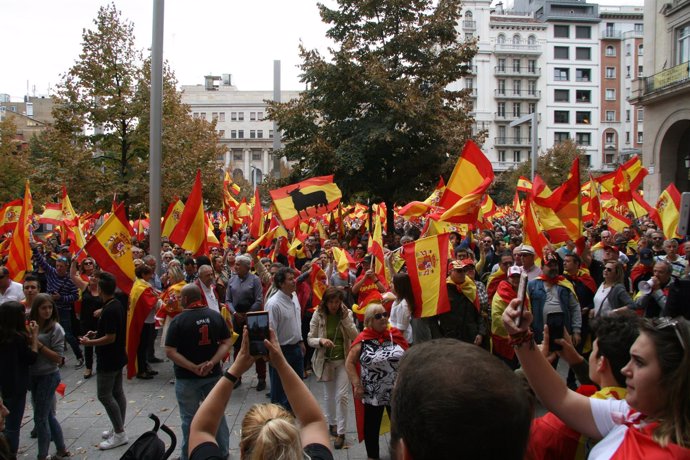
[494,89,541,99]
[494,66,541,77]
[601,30,622,39]
[494,137,541,147]
[494,41,542,54]
[644,61,690,94]
[462,20,477,29]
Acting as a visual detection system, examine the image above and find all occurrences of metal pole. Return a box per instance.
[272,60,281,177]
[531,111,538,181]
[149,0,164,274]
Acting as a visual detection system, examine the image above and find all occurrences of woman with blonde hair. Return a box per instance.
[189,328,332,460]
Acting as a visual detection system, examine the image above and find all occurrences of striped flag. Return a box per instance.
[170,170,207,256]
[6,181,33,281]
[368,214,388,288]
[38,203,63,225]
[331,246,355,279]
[310,263,328,309]
[84,203,136,294]
[605,208,632,235]
[401,233,450,318]
[595,155,647,195]
[162,199,184,238]
[0,199,22,233]
[269,175,342,230]
[126,278,160,378]
[656,183,681,239]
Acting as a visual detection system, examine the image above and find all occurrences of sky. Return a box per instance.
[2,0,641,102]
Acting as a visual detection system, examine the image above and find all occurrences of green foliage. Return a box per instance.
[490,139,587,204]
[30,3,224,213]
[0,118,30,202]
[267,0,480,225]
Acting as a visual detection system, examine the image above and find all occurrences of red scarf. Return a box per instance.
[630,265,653,285]
[565,269,597,294]
[351,325,409,350]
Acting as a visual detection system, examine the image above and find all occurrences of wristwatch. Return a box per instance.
[223,369,239,384]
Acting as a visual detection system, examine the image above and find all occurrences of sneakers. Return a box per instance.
[256,379,266,391]
[99,431,128,450]
[75,358,85,369]
[101,429,113,439]
[334,434,345,450]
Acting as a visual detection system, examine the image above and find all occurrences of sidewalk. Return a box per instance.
[15,347,387,460]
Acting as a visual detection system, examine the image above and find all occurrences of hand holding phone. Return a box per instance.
[246,311,270,356]
[515,272,528,327]
[546,312,565,351]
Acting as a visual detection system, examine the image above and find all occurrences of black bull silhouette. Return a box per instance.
[287,186,329,217]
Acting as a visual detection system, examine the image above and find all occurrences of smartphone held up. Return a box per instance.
[246,311,270,356]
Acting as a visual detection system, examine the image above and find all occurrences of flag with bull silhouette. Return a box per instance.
[269,175,342,230]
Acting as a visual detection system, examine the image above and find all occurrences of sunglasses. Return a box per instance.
[654,317,687,351]
[83,261,94,266]
[373,312,389,320]
[603,267,614,272]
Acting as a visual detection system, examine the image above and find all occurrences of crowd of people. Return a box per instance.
[0,211,689,459]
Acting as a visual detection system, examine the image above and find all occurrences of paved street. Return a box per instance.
[15,344,388,460]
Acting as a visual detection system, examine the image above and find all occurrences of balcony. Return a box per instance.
[494,137,541,147]
[494,89,541,99]
[494,41,542,55]
[462,20,477,30]
[494,112,542,122]
[494,66,541,77]
[494,161,521,172]
[466,65,478,74]
[464,88,478,98]
[601,30,622,40]
[643,61,690,95]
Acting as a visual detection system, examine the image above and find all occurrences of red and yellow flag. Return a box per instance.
[656,183,681,239]
[38,203,63,225]
[605,208,632,235]
[84,203,136,294]
[170,170,207,256]
[7,181,33,281]
[522,198,550,262]
[331,246,355,279]
[0,199,22,233]
[162,199,184,238]
[310,263,328,309]
[126,278,160,379]
[368,214,388,288]
[516,176,533,192]
[596,155,647,195]
[249,187,264,239]
[401,233,450,318]
[269,175,342,230]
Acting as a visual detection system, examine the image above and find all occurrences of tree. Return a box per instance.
[30,3,224,213]
[0,118,30,202]
[267,0,480,233]
[489,139,587,204]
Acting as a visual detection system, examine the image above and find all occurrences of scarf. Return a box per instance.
[447,275,480,312]
[351,325,409,350]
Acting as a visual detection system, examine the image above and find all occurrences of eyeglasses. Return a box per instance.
[373,312,389,320]
[83,261,94,266]
[603,267,614,272]
[655,317,687,351]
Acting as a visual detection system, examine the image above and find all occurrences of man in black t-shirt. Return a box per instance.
[79,272,129,450]
[165,284,232,460]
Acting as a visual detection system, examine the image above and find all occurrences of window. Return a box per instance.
[555,132,570,143]
[582,155,591,167]
[257,112,264,121]
[554,68,569,81]
[626,110,631,122]
[605,111,616,122]
[637,44,644,56]
[498,80,506,95]
[231,112,237,121]
[626,44,632,56]
[576,47,591,60]
[678,24,690,64]
[637,132,644,143]
[626,131,631,143]
[513,34,521,44]
[576,69,591,82]
[605,67,616,79]
[638,65,644,77]
[555,46,569,59]
[576,90,591,103]
[238,112,245,121]
[497,58,506,71]
[555,89,570,102]
[554,25,570,38]
[576,111,591,124]
[637,108,644,122]
[250,130,256,139]
[626,65,631,78]
[250,112,257,121]
[465,78,474,90]
[576,26,591,39]
[528,60,537,73]
[528,80,537,95]
[192,112,199,119]
[513,80,521,95]
[498,150,506,162]
[528,35,537,45]
[605,132,615,145]
[465,32,474,40]
[212,112,218,121]
[230,130,237,139]
[218,130,225,138]
[269,129,274,139]
[555,110,569,123]
[219,112,226,122]
[252,152,261,161]
[513,126,521,142]
[513,151,521,162]
[512,103,521,117]
[257,130,263,139]
[238,129,244,139]
[605,89,616,100]
[528,103,536,114]
[498,126,506,143]
[605,45,616,57]
[513,59,521,72]
[497,102,506,117]
[634,23,644,34]
[575,132,591,146]
[200,112,206,119]
[497,34,506,44]
[233,152,243,162]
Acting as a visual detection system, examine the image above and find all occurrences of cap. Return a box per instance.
[603,244,619,252]
[508,265,523,277]
[450,258,474,270]
[519,244,536,255]
[639,247,654,266]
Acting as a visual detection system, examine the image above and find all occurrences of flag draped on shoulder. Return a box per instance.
[7,181,33,281]
[170,170,207,256]
[269,175,341,230]
[126,278,159,379]
[656,183,681,239]
[401,233,450,318]
[84,203,136,294]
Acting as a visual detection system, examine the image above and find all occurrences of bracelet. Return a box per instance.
[223,369,239,384]
[509,330,534,348]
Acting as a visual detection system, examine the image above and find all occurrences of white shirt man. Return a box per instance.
[0,266,25,303]
[196,265,220,313]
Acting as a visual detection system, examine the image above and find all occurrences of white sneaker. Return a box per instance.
[99,432,128,450]
[101,429,113,440]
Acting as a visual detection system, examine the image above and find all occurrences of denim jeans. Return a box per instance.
[269,344,304,412]
[58,307,83,360]
[3,390,26,455]
[97,368,126,433]
[175,376,229,460]
[29,371,66,459]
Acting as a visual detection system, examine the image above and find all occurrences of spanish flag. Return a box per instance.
[84,203,136,294]
[170,170,207,256]
[368,215,388,288]
[7,181,33,281]
[596,155,647,195]
[126,278,159,378]
[656,183,681,239]
[162,199,184,238]
[249,187,264,239]
[310,263,328,309]
[269,175,342,230]
[516,176,533,193]
[38,203,63,225]
[522,198,550,262]
[605,207,632,235]
[331,246,355,279]
[0,199,22,233]
[401,233,450,318]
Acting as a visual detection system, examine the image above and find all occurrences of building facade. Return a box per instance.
[180,75,300,185]
[630,0,690,200]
